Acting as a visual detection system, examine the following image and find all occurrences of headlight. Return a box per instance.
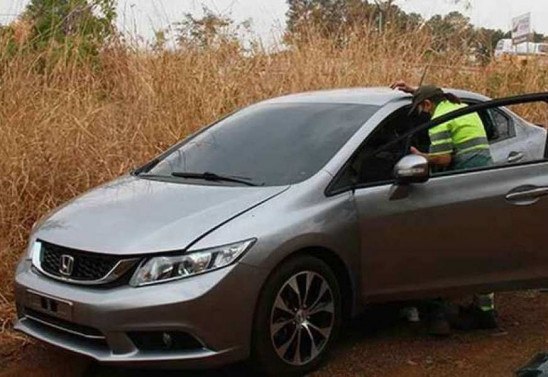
[24,219,44,260]
[25,239,41,261]
[129,239,256,287]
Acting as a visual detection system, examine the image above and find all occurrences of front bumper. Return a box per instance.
[14,260,265,368]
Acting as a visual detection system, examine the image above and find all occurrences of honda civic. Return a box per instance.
[14,88,548,375]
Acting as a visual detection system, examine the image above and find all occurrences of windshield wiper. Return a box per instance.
[171,171,262,186]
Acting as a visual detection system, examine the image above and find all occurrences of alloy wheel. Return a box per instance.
[269,271,335,366]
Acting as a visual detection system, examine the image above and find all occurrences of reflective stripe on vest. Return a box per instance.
[454,136,490,155]
[429,130,451,142]
[430,100,490,157]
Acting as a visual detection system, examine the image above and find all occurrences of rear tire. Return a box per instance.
[251,255,342,376]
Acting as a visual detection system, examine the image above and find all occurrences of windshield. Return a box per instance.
[146,102,379,186]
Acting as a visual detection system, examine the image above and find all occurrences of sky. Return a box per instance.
[1,0,547,46]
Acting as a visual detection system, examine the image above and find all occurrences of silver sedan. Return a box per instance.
[14,88,548,376]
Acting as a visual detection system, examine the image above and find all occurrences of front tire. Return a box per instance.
[252,255,342,376]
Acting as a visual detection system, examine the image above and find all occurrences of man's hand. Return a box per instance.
[411,147,452,168]
[410,146,425,157]
[390,80,416,94]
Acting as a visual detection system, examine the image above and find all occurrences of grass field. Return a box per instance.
[0,26,546,345]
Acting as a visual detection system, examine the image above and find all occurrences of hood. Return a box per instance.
[35,176,289,255]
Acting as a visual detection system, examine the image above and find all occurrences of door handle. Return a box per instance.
[507,151,524,163]
[506,185,548,204]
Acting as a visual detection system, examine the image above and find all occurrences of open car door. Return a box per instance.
[348,92,548,302]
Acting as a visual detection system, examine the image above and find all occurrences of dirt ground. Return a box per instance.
[1,291,548,377]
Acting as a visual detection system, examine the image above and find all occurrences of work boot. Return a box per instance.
[471,293,497,329]
[400,306,420,323]
[475,309,498,330]
[452,304,476,331]
[454,305,498,330]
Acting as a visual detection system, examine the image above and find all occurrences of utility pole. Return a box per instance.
[373,0,395,34]
[378,11,382,33]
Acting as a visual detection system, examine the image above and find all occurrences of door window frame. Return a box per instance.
[325,92,548,197]
[465,99,516,144]
[488,107,516,143]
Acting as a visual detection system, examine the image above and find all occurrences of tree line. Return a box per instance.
[286,0,545,60]
[1,0,545,61]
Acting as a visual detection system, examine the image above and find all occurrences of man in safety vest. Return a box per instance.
[396,82,493,170]
[391,81,497,335]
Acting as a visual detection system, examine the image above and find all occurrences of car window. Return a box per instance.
[331,106,430,190]
[488,108,514,143]
[409,98,546,178]
[328,95,547,194]
[462,99,515,144]
[147,103,379,186]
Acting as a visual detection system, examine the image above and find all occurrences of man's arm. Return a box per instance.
[390,80,417,94]
[410,147,452,168]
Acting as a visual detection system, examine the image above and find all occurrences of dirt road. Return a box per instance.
[2,291,548,377]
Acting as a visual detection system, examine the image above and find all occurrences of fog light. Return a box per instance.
[128,331,204,351]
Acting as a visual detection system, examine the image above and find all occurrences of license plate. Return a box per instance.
[26,290,73,321]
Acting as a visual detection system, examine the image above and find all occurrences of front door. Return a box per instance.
[343,94,548,302]
[354,161,548,301]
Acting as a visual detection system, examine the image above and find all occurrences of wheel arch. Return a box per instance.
[294,247,355,320]
[249,246,354,373]
[254,246,357,322]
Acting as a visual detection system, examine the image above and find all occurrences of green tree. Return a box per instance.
[0,23,18,57]
[175,7,249,50]
[473,27,506,63]
[284,0,544,61]
[22,0,116,53]
[285,0,426,43]
[286,0,374,36]
[285,0,474,38]
[426,11,474,52]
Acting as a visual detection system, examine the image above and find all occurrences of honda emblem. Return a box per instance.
[59,255,74,277]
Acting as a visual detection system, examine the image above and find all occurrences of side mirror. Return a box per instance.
[393,154,430,185]
[389,155,429,201]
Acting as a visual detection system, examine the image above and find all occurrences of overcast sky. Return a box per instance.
[2,0,547,45]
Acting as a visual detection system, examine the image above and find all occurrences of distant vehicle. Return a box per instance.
[14,88,548,376]
[495,38,548,58]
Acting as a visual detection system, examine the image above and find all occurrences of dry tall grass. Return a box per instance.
[0,26,546,338]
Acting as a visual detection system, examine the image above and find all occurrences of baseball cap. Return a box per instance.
[409,85,445,115]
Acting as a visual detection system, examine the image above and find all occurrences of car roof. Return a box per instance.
[260,87,490,107]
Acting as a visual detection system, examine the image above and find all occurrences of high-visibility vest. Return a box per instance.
[428,100,490,157]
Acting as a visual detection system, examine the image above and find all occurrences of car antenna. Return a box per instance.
[401,63,431,153]
[418,64,430,87]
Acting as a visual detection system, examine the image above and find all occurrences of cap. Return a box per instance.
[409,85,445,115]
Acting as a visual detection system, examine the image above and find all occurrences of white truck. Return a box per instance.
[495,38,548,58]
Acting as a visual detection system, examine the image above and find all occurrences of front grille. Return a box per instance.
[41,242,117,280]
[39,241,136,284]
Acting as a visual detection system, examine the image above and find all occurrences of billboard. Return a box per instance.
[512,13,531,45]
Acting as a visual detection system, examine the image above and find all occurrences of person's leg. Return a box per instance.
[473,293,495,311]
[453,152,498,329]
[425,299,451,336]
[473,293,497,329]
